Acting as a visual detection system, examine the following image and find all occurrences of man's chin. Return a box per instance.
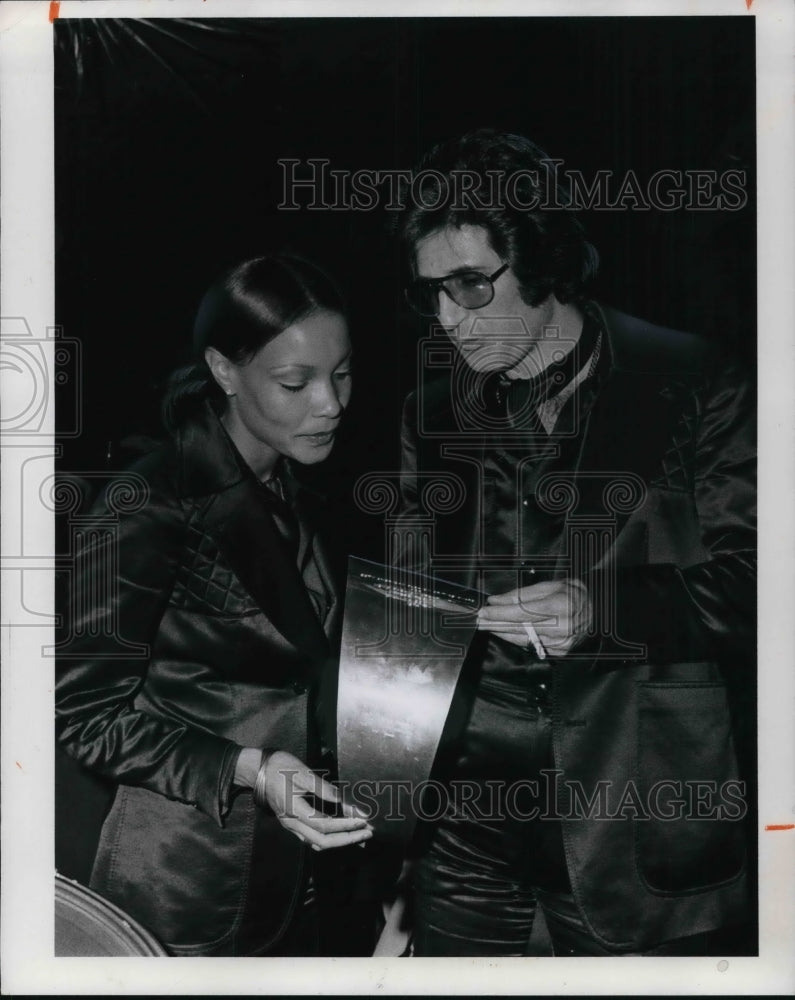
[459,354,516,374]
[456,343,533,374]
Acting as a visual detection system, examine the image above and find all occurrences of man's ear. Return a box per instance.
[205,347,236,397]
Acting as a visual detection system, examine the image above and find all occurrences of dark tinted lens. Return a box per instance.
[405,281,439,316]
[447,272,493,308]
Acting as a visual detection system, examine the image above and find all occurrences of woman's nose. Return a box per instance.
[315,381,345,418]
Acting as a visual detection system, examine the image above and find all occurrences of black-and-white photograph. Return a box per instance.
[1,0,793,994]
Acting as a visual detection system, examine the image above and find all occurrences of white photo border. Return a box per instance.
[1,0,793,994]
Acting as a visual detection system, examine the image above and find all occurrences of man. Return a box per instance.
[391,129,755,956]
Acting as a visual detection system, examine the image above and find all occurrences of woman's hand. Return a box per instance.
[476,578,593,658]
[238,748,373,851]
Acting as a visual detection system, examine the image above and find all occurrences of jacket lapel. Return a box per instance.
[558,314,694,570]
[202,480,330,661]
[291,483,341,642]
[310,536,340,640]
[419,391,486,590]
[176,403,330,661]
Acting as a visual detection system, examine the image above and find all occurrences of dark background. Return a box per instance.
[55,16,756,489]
[53,15,757,948]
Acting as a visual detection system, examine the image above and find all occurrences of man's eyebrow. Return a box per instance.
[418,265,488,280]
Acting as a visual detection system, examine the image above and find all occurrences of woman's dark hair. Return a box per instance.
[394,128,599,307]
[163,254,345,430]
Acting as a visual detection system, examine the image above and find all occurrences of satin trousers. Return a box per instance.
[410,676,731,957]
[411,699,581,957]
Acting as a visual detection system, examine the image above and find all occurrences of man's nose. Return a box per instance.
[437,291,469,334]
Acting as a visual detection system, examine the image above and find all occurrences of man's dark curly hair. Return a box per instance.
[394,129,599,307]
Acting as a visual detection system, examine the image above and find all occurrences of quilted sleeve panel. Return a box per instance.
[171,514,261,616]
[651,376,703,493]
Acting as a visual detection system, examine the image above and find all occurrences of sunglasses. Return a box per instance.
[405,263,509,317]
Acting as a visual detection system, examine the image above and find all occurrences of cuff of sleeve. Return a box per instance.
[566,629,605,662]
[216,742,243,826]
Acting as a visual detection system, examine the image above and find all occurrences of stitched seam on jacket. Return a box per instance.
[172,510,259,615]
[631,681,746,898]
[631,816,747,898]
[104,786,129,892]
[247,698,312,955]
[552,679,636,951]
[164,798,256,955]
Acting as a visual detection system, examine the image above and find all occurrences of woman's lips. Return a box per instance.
[300,430,336,446]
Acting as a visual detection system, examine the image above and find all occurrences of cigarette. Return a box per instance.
[524,622,547,660]
[476,613,547,659]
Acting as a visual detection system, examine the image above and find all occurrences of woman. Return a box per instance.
[56,254,373,956]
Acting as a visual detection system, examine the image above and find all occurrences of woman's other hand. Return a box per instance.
[238,747,373,851]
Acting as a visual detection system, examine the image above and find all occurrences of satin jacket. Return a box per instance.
[56,402,344,955]
[397,304,755,952]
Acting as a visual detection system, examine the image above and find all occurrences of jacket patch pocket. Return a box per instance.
[92,785,255,951]
[635,681,746,894]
